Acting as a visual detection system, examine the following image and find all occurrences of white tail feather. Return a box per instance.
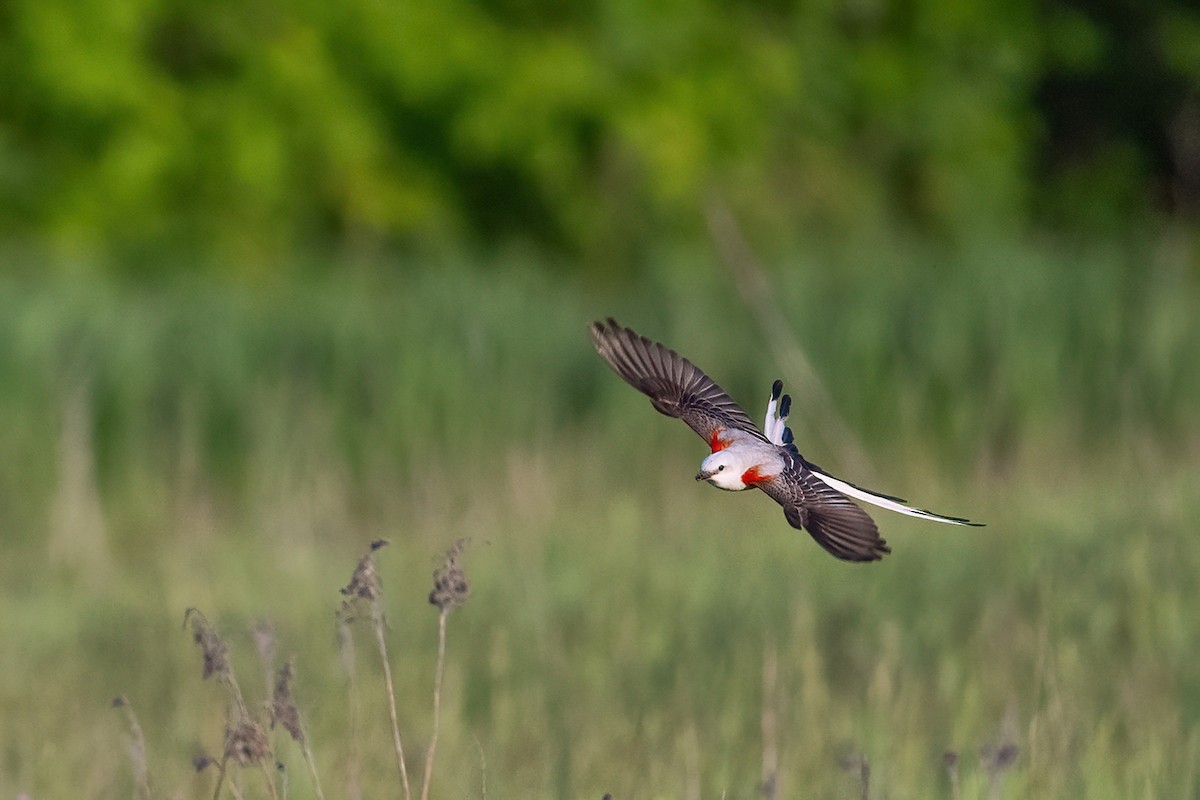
[763,397,783,444]
[763,385,790,445]
[809,468,975,526]
[764,399,777,442]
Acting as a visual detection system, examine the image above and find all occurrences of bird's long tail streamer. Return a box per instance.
[808,467,982,526]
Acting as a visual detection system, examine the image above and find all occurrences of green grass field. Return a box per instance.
[1,237,1198,798]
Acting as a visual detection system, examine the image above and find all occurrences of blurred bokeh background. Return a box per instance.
[2,0,1199,797]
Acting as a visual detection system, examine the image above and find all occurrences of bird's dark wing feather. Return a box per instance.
[759,452,891,562]
[590,318,764,442]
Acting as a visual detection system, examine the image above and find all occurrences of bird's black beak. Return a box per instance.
[695,470,711,481]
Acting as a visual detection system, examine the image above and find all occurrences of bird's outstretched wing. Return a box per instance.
[759,455,892,562]
[590,318,764,443]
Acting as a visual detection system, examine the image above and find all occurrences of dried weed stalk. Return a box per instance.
[185,609,234,689]
[420,539,471,800]
[112,696,151,800]
[184,608,278,800]
[195,751,247,800]
[335,614,363,800]
[427,538,470,612]
[270,659,304,743]
[340,539,412,800]
[270,659,327,800]
[224,718,271,767]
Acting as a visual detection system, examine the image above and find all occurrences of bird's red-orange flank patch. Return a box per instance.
[709,429,731,453]
[741,465,768,485]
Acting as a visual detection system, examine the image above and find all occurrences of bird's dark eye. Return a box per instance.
[717,465,725,471]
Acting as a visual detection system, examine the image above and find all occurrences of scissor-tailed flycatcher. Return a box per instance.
[590,319,982,562]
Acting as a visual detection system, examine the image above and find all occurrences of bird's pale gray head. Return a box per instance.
[696,450,747,491]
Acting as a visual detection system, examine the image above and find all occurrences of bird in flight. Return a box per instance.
[590,318,982,562]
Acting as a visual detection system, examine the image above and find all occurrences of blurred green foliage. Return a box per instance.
[2,1,1200,794]
[1,234,1194,547]
[2,0,1198,273]
[0,244,1197,796]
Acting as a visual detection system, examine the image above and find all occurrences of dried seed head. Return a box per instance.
[184,608,230,681]
[341,547,383,602]
[270,658,304,744]
[193,753,216,772]
[112,695,127,708]
[224,718,271,766]
[429,539,470,612]
[943,751,959,769]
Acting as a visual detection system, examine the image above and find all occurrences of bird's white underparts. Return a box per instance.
[590,318,983,563]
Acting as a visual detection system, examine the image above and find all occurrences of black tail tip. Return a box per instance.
[771,379,783,399]
[779,394,791,417]
[781,426,794,444]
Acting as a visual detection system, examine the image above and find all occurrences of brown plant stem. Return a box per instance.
[113,697,151,800]
[212,757,228,800]
[372,601,412,800]
[336,616,363,800]
[299,736,327,800]
[420,608,449,800]
[258,761,281,800]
